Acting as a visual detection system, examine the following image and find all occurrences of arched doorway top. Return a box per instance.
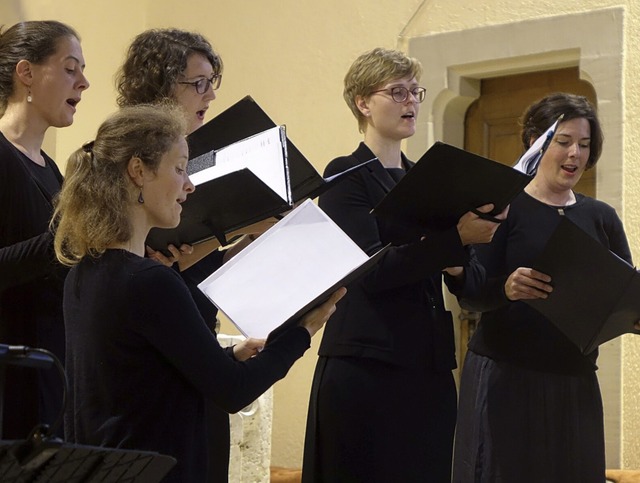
[407,7,623,210]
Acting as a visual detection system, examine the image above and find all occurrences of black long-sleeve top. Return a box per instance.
[317,143,484,371]
[64,249,311,482]
[0,131,66,437]
[0,131,65,315]
[461,191,632,375]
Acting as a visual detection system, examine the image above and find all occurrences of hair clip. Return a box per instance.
[82,140,95,153]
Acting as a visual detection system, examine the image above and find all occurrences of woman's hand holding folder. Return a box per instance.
[299,287,347,337]
[456,203,509,246]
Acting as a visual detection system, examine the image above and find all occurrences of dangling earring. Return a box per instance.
[26,89,32,103]
[137,186,144,204]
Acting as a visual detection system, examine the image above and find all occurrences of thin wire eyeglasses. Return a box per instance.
[177,73,222,94]
[370,86,426,103]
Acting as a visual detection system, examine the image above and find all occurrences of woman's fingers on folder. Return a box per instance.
[494,204,509,221]
[472,203,510,222]
[300,287,348,337]
[473,203,495,215]
[233,338,267,361]
[457,204,507,246]
[504,267,553,301]
[145,243,194,267]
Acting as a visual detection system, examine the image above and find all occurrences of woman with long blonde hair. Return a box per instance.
[55,104,344,483]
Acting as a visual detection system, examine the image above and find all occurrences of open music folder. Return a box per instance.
[372,142,532,230]
[186,95,375,202]
[147,126,291,251]
[147,96,375,252]
[197,200,388,341]
[526,216,640,354]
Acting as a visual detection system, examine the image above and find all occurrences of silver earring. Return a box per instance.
[27,90,32,103]
[137,188,144,204]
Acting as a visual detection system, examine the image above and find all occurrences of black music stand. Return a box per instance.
[0,344,58,439]
[0,345,176,482]
[0,439,176,482]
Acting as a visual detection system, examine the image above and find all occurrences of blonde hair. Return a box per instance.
[343,47,423,133]
[53,104,187,265]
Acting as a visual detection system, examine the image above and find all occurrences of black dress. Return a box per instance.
[453,191,632,483]
[0,132,66,438]
[302,143,484,483]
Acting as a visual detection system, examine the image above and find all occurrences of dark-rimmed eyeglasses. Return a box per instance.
[370,86,426,103]
[177,73,222,94]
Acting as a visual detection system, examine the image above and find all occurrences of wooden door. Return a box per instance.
[459,67,598,363]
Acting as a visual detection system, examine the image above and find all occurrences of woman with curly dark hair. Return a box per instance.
[116,28,222,135]
[114,28,276,482]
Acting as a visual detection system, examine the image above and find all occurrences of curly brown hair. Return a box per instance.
[53,103,187,266]
[116,28,223,107]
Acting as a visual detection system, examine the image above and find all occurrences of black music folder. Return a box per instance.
[147,96,375,252]
[198,200,388,341]
[186,95,374,202]
[372,142,532,230]
[147,126,291,251]
[526,217,640,354]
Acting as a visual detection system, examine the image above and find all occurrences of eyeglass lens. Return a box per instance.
[196,75,221,94]
[391,87,425,103]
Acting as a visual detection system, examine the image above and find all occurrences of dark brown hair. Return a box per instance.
[521,92,603,170]
[0,20,79,113]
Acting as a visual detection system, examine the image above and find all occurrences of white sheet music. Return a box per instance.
[512,116,562,175]
[189,126,289,202]
[198,200,369,339]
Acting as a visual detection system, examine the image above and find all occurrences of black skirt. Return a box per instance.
[452,351,605,483]
[302,356,457,483]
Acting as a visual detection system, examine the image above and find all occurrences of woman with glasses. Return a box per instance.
[115,28,275,482]
[116,28,275,318]
[117,28,222,136]
[301,47,504,482]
